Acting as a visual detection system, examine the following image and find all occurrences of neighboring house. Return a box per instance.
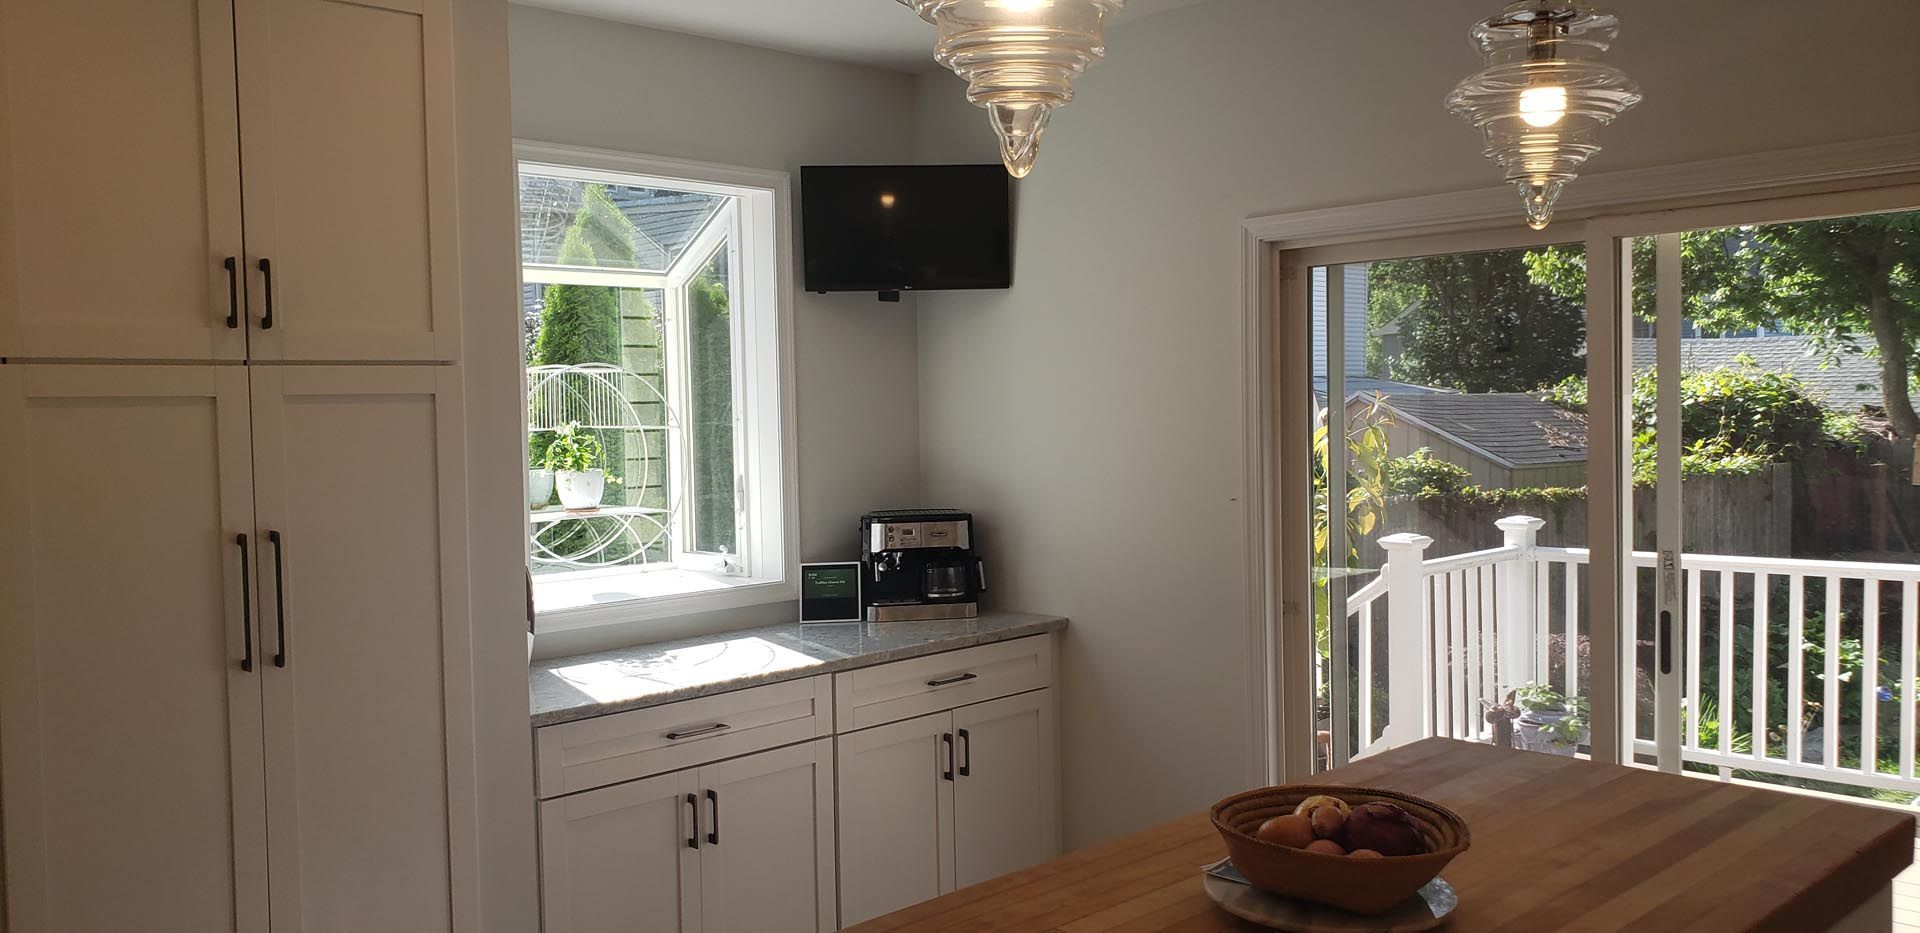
[1311,264,1369,379]
[1358,391,1589,489]
[1630,334,1896,414]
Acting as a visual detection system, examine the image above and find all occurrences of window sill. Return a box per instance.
[533,565,794,635]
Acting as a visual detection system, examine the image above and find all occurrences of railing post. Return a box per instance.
[1496,515,1546,693]
[1378,532,1435,749]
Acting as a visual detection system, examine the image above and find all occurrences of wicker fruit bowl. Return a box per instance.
[1210,784,1470,916]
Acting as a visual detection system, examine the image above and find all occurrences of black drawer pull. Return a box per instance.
[236,533,253,672]
[257,258,275,330]
[664,723,730,741]
[685,793,698,849]
[224,257,240,329]
[706,789,720,846]
[941,732,954,782]
[958,728,971,777]
[926,672,978,688]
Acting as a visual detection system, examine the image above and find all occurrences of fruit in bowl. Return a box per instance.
[1211,784,1470,915]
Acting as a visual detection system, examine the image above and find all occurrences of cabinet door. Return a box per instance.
[540,769,701,933]
[0,365,266,931]
[0,1,246,360]
[951,690,1059,889]
[835,711,954,927]
[233,0,460,361]
[697,739,837,933]
[249,365,476,932]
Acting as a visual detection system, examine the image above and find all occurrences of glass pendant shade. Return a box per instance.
[904,0,1125,177]
[1446,2,1642,229]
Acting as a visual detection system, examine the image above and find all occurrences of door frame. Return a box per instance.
[1240,133,1920,783]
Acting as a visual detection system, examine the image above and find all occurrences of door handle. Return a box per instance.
[705,789,720,846]
[257,258,275,330]
[957,728,971,777]
[224,257,240,329]
[268,530,287,668]
[236,533,254,672]
[685,793,699,850]
[941,732,955,782]
[926,672,978,688]
[1659,609,1673,675]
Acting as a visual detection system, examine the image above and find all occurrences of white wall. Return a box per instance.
[911,0,1920,850]
[509,5,926,656]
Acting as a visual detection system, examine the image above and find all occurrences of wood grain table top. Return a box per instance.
[849,738,1916,933]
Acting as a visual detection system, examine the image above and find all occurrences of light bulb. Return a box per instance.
[984,0,1053,11]
[878,192,897,209]
[1518,85,1568,127]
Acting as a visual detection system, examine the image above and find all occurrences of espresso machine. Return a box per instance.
[859,509,985,622]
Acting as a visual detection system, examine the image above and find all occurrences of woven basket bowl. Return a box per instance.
[1210,784,1470,916]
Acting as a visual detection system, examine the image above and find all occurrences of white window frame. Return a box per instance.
[516,141,799,633]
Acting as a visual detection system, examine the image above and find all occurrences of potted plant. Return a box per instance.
[543,422,607,510]
[527,464,555,510]
[1513,682,1589,756]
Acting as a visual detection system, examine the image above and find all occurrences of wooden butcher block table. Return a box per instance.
[849,738,1914,933]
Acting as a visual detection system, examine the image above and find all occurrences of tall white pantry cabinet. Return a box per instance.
[0,1,475,931]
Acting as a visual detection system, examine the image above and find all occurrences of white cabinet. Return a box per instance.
[0,365,267,932]
[0,365,476,932]
[540,739,836,933]
[235,0,461,361]
[249,366,475,932]
[0,0,245,361]
[836,689,1059,927]
[0,0,459,361]
[835,713,954,926]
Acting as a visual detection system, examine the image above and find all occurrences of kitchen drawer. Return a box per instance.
[536,675,833,798]
[835,635,1054,732]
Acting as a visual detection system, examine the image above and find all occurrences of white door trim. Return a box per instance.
[1240,132,1920,785]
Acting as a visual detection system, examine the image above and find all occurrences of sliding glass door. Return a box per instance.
[1630,208,1920,803]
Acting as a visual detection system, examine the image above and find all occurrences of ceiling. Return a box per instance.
[511,0,1214,72]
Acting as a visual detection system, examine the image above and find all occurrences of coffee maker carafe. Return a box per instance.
[860,509,985,622]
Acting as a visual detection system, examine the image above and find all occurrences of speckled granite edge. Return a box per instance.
[530,611,1066,727]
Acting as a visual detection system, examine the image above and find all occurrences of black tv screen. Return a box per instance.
[801,165,1011,293]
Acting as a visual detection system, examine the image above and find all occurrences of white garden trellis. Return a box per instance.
[527,363,683,569]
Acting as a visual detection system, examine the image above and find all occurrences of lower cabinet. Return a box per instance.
[836,690,1059,927]
[540,738,836,933]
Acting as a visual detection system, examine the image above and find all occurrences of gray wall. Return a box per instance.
[910,0,1920,850]
[510,6,926,655]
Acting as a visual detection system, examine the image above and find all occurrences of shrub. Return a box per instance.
[1383,448,1472,496]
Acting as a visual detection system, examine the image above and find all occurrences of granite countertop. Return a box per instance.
[529,611,1067,727]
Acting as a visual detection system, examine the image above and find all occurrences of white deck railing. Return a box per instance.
[1342,516,1920,795]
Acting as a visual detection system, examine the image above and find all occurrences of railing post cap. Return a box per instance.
[1495,515,1547,532]
[1378,533,1435,551]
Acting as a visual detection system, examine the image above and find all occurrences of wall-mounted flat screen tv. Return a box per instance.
[801,164,1012,294]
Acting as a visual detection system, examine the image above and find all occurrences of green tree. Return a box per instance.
[687,259,736,554]
[1366,247,1587,393]
[1529,211,1920,443]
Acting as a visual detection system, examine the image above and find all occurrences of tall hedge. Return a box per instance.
[687,262,736,554]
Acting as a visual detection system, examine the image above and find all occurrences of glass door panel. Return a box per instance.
[1311,243,1592,770]
[1637,209,1920,801]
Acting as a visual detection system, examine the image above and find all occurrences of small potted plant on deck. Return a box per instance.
[544,422,607,510]
[1514,682,1590,756]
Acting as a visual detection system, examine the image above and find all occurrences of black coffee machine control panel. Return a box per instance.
[860,509,985,623]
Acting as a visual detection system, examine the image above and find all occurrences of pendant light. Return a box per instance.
[1446,1,1642,229]
[901,0,1125,178]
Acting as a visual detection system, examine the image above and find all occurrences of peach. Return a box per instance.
[1254,813,1314,849]
[1303,838,1347,857]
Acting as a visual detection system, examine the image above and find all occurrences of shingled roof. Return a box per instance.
[1377,392,1589,468]
[1630,335,1896,413]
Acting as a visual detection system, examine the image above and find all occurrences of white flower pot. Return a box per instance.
[527,469,555,509]
[555,469,605,510]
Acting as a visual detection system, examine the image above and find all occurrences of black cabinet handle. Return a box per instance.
[224,257,240,329]
[957,728,971,777]
[257,258,275,330]
[927,672,978,688]
[941,733,954,782]
[685,793,699,849]
[236,533,254,672]
[664,723,731,741]
[705,789,720,845]
[1659,609,1673,675]
[269,530,287,668]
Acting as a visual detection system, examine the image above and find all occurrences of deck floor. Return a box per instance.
[1897,836,1920,932]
